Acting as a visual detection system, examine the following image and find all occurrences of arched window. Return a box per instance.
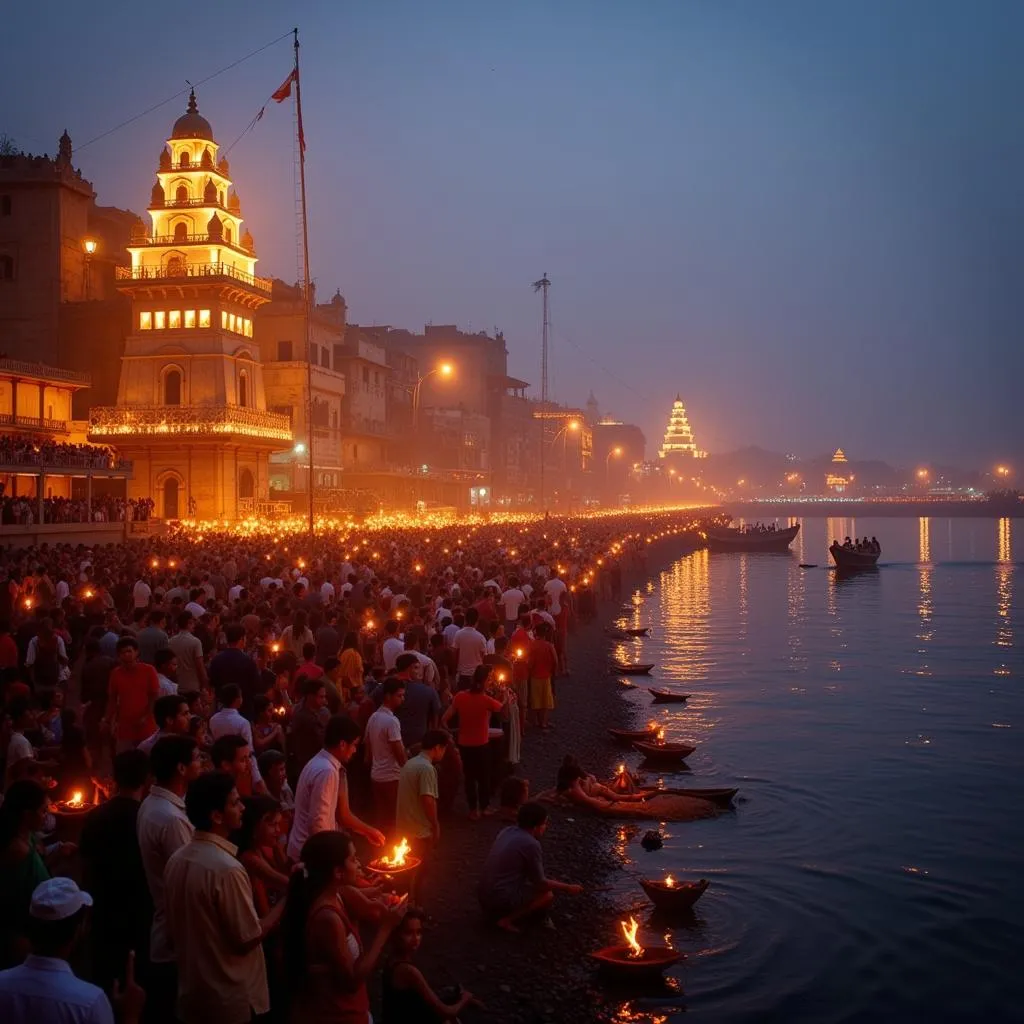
[238,468,255,499]
[163,477,180,519]
[165,252,186,277]
[224,226,232,244]
[238,370,249,408]
[175,184,188,203]
[163,368,182,406]
[179,151,191,168]
[173,222,188,242]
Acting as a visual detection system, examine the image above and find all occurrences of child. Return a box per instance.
[252,694,285,754]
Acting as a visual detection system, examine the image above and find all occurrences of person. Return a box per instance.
[381,619,404,672]
[283,831,406,1024]
[451,607,487,690]
[211,734,257,798]
[209,684,264,794]
[442,664,503,820]
[293,643,324,692]
[208,624,261,720]
[287,677,328,784]
[556,754,645,808]
[0,878,146,1024]
[106,636,159,753]
[164,772,285,1024]
[478,801,583,933]
[252,695,286,755]
[527,621,558,731]
[337,632,364,696]
[257,749,295,832]
[365,678,407,829]
[314,609,341,667]
[395,730,449,906]
[167,612,207,695]
[237,795,289,918]
[382,908,480,1022]
[139,694,191,755]
[25,617,68,692]
[499,577,526,636]
[392,653,441,750]
[79,749,153,996]
[280,610,313,662]
[287,714,383,860]
[136,735,201,1009]
[498,776,530,822]
[153,648,178,697]
[5,696,57,786]
[136,610,169,667]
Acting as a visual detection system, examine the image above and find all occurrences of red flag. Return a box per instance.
[272,69,297,103]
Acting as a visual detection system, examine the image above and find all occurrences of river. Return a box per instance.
[606,516,1023,1024]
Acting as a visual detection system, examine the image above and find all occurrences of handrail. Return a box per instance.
[88,403,292,441]
[0,448,133,471]
[134,233,253,254]
[116,262,271,294]
[0,360,91,385]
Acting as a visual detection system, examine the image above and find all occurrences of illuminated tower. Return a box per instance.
[658,394,706,461]
[88,90,291,519]
[825,448,852,493]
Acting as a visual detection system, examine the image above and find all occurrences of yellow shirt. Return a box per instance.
[338,647,364,689]
[164,831,268,1024]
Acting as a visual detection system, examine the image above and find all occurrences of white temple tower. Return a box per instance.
[658,394,706,461]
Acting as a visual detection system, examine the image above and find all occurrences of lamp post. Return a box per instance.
[411,362,454,430]
[605,446,623,472]
[545,419,580,510]
[996,465,1011,481]
[82,237,98,300]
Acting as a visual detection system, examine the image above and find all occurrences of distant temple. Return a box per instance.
[825,448,852,493]
[658,395,706,461]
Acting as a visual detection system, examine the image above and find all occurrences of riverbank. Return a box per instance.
[383,535,696,1024]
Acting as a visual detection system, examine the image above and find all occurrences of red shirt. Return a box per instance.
[528,640,557,681]
[0,634,18,670]
[108,661,159,742]
[450,690,502,748]
[508,628,533,683]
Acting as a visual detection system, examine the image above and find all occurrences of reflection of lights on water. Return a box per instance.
[918,516,931,564]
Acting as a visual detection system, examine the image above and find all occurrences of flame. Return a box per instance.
[647,720,658,732]
[617,763,625,775]
[83,589,94,599]
[366,620,376,631]
[23,598,33,610]
[379,837,411,868]
[515,648,524,659]
[274,706,287,717]
[656,727,666,744]
[67,791,84,808]
[151,558,159,568]
[621,916,645,958]
[664,874,675,888]
[270,642,281,654]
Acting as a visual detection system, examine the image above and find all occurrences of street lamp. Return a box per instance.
[996,465,1010,479]
[605,446,623,471]
[82,237,98,299]
[411,361,454,429]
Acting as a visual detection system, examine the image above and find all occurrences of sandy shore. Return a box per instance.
[379,534,696,1024]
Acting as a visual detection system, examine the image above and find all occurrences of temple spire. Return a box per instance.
[658,395,706,460]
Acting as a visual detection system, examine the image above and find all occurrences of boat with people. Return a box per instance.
[829,536,881,570]
[705,522,800,552]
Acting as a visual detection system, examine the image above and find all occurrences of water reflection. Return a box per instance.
[995,519,1013,663]
[658,550,710,681]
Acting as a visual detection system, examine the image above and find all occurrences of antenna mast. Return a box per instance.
[533,273,551,512]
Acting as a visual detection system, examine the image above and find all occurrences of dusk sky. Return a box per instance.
[5,1,1022,468]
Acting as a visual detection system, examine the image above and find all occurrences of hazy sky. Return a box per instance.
[5,1,1023,467]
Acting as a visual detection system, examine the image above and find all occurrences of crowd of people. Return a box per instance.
[0,510,702,1023]
[0,436,126,471]
[1,496,155,526]
[833,535,881,554]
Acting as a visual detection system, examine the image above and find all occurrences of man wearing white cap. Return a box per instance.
[0,878,144,1024]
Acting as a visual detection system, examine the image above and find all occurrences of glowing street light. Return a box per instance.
[412,361,456,428]
[82,237,98,300]
[293,442,307,455]
[916,468,929,480]
[605,446,623,471]
[996,465,1010,479]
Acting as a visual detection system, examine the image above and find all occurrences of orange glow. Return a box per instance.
[22,598,32,610]
[67,791,84,808]
[621,916,644,958]
[379,837,411,868]
[664,874,675,888]
[656,727,665,744]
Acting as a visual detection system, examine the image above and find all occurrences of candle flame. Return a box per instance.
[621,916,645,958]
[379,836,411,868]
[617,763,625,775]
[270,642,281,654]
[515,648,524,659]
[656,727,665,743]
[68,791,84,808]
[23,598,33,609]
[665,874,675,888]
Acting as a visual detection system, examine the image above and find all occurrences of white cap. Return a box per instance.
[30,878,93,921]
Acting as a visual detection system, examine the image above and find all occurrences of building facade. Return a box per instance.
[87,91,290,519]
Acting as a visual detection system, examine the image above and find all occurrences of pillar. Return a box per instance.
[11,379,19,424]
[38,471,45,524]
[38,384,45,424]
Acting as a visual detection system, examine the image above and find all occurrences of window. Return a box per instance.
[221,310,228,329]
[321,347,330,367]
[362,367,370,385]
[179,152,190,168]
[173,222,187,242]
[224,226,232,244]
[245,319,253,338]
[139,311,153,330]
[164,369,182,405]
[175,185,188,203]
[228,313,237,332]
[154,311,166,329]
[168,310,182,329]
[0,195,10,216]
[0,254,13,281]
[184,309,196,329]
[199,309,211,328]
[238,371,249,408]
[278,340,293,361]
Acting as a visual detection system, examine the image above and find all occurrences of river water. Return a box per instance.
[606,516,1023,1024]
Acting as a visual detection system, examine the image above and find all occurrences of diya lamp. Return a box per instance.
[590,915,682,978]
[367,837,421,877]
[56,789,92,815]
[639,874,710,912]
[22,597,33,610]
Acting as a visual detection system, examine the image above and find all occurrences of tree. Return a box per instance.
[0,134,18,156]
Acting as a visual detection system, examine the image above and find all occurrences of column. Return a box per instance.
[11,379,18,425]
[38,384,45,425]
[38,471,45,524]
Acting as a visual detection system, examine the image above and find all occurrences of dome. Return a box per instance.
[207,212,223,239]
[241,229,254,252]
[227,191,241,214]
[171,89,214,142]
[158,147,171,171]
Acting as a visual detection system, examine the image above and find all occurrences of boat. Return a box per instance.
[612,661,655,675]
[632,739,696,762]
[654,786,738,807]
[607,726,658,744]
[604,625,651,639]
[705,523,800,552]
[639,877,709,911]
[829,542,880,569]
[648,688,690,704]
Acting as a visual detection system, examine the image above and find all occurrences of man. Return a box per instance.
[543,570,569,674]
[137,735,201,1012]
[381,618,404,672]
[393,652,441,750]
[106,636,159,754]
[314,608,340,666]
[211,734,257,798]
[287,677,328,784]
[208,623,262,719]
[164,773,284,1024]
[139,694,191,755]
[499,577,525,635]
[4,696,55,786]
[287,714,383,860]
[0,878,145,1024]
[452,607,487,691]
[365,677,407,829]
[293,642,324,691]
[167,612,207,695]
[256,749,294,832]
[132,574,152,611]
[396,729,449,905]
[98,610,123,659]
[478,801,583,933]
[154,648,178,696]
[209,684,264,794]
[136,610,169,667]
[79,749,153,996]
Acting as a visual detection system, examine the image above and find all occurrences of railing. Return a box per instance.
[0,360,91,385]
[135,233,254,255]
[152,197,228,210]
[239,497,293,518]
[116,262,272,295]
[88,404,292,441]
[0,447,133,472]
[0,414,70,433]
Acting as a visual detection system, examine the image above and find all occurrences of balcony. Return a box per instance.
[0,413,70,434]
[0,360,91,387]
[116,262,272,295]
[132,233,254,256]
[150,197,229,211]
[339,412,393,438]
[88,404,292,442]
[0,445,133,474]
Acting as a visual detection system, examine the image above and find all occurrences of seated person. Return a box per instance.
[555,755,645,808]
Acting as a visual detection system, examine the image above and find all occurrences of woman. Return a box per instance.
[556,755,645,809]
[284,830,405,1023]
[237,795,289,916]
[282,610,314,661]
[527,622,558,730]
[442,664,504,821]
[382,909,480,1021]
[338,632,364,697]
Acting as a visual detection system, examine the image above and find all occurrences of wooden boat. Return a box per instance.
[604,626,651,640]
[654,786,738,807]
[608,726,658,744]
[612,661,655,675]
[640,877,709,911]
[632,739,696,762]
[705,523,800,552]
[648,688,690,704]
[829,542,880,569]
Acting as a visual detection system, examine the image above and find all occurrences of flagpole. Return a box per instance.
[293,27,315,541]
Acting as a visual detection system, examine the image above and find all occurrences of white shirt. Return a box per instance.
[185,601,206,619]
[320,581,335,601]
[132,579,152,609]
[138,728,171,755]
[366,706,403,783]
[55,580,70,603]
[499,588,525,620]
[287,748,344,860]
[442,621,459,646]
[25,634,68,667]
[158,674,178,696]
[412,650,438,687]
[452,625,487,676]
[544,577,568,615]
[5,731,34,771]
[137,786,194,963]
[228,585,244,603]
[382,636,405,672]
[208,708,262,784]
[0,955,114,1024]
